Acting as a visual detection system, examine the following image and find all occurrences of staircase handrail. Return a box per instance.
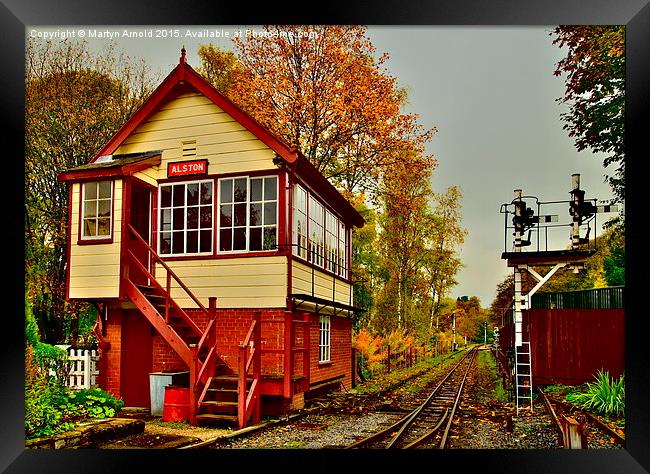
[238,312,262,428]
[126,224,210,316]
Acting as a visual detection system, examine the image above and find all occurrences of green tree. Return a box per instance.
[551,26,625,210]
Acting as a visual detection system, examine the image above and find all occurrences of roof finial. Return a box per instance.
[180,46,187,65]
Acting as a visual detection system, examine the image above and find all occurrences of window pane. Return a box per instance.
[263,228,276,251]
[200,206,212,228]
[172,231,184,254]
[161,209,171,231]
[160,232,171,254]
[98,181,111,199]
[220,204,232,227]
[264,202,276,225]
[173,185,185,206]
[234,203,246,226]
[97,218,110,236]
[250,203,262,226]
[186,230,198,253]
[160,186,172,207]
[201,182,212,205]
[187,183,199,206]
[234,178,247,202]
[250,178,262,201]
[187,207,198,229]
[98,199,111,217]
[173,208,184,230]
[220,229,232,251]
[84,182,97,200]
[83,219,96,237]
[200,230,212,252]
[220,179,232,203]
[233,228,246,250]
[264,177,277,201]
[83,200,96,218]
[250,227,262,251]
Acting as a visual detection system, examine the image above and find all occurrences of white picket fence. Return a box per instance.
[50,345,99,390]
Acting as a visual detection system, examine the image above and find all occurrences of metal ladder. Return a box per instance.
[515,341,533,414]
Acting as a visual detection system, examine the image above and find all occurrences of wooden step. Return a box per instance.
[200,400,238,407]
[195,413,238,424]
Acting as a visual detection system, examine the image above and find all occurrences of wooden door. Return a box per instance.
[121,311,153,407]
[128,183,152,285]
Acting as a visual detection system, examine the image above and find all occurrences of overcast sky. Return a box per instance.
[27,25,616,306]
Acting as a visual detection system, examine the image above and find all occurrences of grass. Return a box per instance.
[476,350,509,402]
[565,370,625,417]
[353,350,464,396]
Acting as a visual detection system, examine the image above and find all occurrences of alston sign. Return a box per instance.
[167,159,208,178]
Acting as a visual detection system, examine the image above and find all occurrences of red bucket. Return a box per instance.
[162,385,190,422]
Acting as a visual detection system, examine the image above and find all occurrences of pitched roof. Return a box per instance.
[86,51,364,228]
[58,151,162,182]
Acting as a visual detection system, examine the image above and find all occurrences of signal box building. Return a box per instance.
[59,50,364,428]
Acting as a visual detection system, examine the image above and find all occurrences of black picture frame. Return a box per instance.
[5,1,648,472]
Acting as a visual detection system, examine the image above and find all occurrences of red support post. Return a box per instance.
[189,348,197,426]
[253,311,262,425]
[209,297,217,347]
[302,313,310,385]
[238,345,246,429]
[165,272,171,323]
[283,311,293,399]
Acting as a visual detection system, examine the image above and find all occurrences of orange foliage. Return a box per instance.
[225,25,434,195]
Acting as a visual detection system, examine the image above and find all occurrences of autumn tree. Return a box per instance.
[349,194,380,332]
[422,186,466,330]
[196,44,243,93]
[375,147,437,333]
[206,25,434,196]
[551,26,625,210]
[25,39,155,344]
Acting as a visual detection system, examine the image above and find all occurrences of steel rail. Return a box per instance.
[347,347,478,449]
[539,388,625,447]
[438,347,478,449]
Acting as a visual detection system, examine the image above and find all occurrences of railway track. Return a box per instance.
[346,346,479,449]
[538,386,625,448]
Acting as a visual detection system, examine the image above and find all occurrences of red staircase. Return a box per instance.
[123,224,261,428]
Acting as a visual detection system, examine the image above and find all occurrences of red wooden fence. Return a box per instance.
[499,308,624,385]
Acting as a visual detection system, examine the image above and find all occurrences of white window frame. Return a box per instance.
[217,175,278,254]
[293,183,349,279]
[308,197,324,268]
[292,184,308,259]
[319,315,331,363]
[158,179,214,257]
[325,210,338,274]
[80,180,113,240]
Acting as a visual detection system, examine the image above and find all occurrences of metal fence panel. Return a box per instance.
[531,286,624,309]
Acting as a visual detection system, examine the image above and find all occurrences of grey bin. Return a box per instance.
[149,371,189,416]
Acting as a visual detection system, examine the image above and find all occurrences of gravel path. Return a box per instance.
[215,412,402,449]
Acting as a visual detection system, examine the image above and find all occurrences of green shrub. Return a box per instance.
[565,370,625,416]
[61,388,124,419]
[25,299,41,347]
[32,342,69,386]
[25,345,123,440]
[25,345,75,439]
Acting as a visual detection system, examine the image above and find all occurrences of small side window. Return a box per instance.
[81,181,113,240]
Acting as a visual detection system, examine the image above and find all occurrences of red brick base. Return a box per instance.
[99,304,352,415]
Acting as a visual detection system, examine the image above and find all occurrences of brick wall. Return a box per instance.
[308,314,353,390]
[102,306,123,399]
[98,306,353,404]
